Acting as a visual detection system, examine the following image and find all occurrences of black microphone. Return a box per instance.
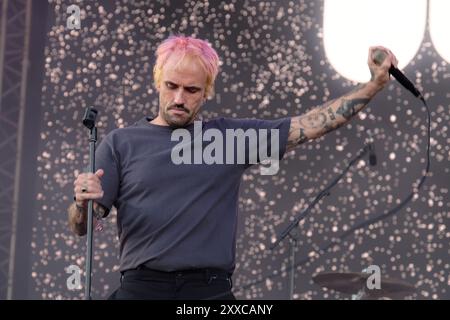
[373,49,423,99]
[367,134,377,166]
[389,65,422,99]
[82,107,98,130]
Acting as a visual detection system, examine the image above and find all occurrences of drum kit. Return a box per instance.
[312,271,417,300]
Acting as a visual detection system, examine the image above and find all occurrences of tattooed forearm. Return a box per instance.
[298,113,327,129]
[335,98,370,120]
[327,107,336,120]
[287,82,379,150]
[287,126,307,149]
[343,84,366,98]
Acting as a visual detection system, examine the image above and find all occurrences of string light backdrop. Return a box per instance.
[31,0,449,299]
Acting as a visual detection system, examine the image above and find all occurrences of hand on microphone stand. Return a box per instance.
[82,107,98,300]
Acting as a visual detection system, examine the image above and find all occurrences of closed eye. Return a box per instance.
[186,87,200,94]
[165,82,200,94]
[165,82,177,90]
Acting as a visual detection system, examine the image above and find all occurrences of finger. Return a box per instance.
[74,173,87,186]
[86,180,101,189]
[372,48,387,66]
[85,173,103,186]
[380,47,397,67]
[388,49,398,67]
[75,190,104,200]
[74,178,88,190]
[75,185,88,194]
[95,169,104,178]
[380,51,391,66]
[76,173,101,186]
[85,177,102,192]
[75,191,104,202]
[88,187,103,195]
[74,183,89,193]
[85,172,96,179]
[368,47,374,64]
[374,45,389,53]
[368,47,381,67]
[75,184,103,195]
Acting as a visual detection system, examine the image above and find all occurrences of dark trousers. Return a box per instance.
[108,267,236,300]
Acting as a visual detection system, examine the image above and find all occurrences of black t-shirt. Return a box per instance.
[95,116,291,272]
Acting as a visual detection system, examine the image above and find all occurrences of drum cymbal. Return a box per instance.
[312,272,416,299]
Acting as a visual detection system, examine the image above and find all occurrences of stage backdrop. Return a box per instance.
[25,0,449,299]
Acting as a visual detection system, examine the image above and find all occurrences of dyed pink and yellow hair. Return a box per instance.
[153,35,220,99]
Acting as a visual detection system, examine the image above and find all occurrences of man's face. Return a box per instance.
[157,54,207,128]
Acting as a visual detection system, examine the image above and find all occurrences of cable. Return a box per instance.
[211,96,432,300]
[337,96,430,240]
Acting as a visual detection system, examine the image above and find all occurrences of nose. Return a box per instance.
[173,88,185,105]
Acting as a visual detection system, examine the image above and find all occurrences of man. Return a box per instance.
[68,35,397,299]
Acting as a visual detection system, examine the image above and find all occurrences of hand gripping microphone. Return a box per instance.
[373,49,423,99]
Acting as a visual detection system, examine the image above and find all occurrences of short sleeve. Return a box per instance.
[95,132,120,215]
[212,117,291,167]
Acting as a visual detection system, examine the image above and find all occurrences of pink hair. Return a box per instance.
[153,35,220,98]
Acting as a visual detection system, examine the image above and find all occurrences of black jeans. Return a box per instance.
[108,267,236,300]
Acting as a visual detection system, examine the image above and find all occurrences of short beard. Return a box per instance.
[161,108,194,128]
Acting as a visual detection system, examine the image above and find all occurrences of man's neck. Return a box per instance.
[149,116,168,126]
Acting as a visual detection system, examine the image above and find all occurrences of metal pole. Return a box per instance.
[84,127,97,300]
[289,237,297,300]
[0,0,8,113]
[7,0,32,300]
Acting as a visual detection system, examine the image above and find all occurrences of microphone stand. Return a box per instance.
[82,107,98,300]
[270,142,371,299]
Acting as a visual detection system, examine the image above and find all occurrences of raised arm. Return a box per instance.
[286,46,398,151]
